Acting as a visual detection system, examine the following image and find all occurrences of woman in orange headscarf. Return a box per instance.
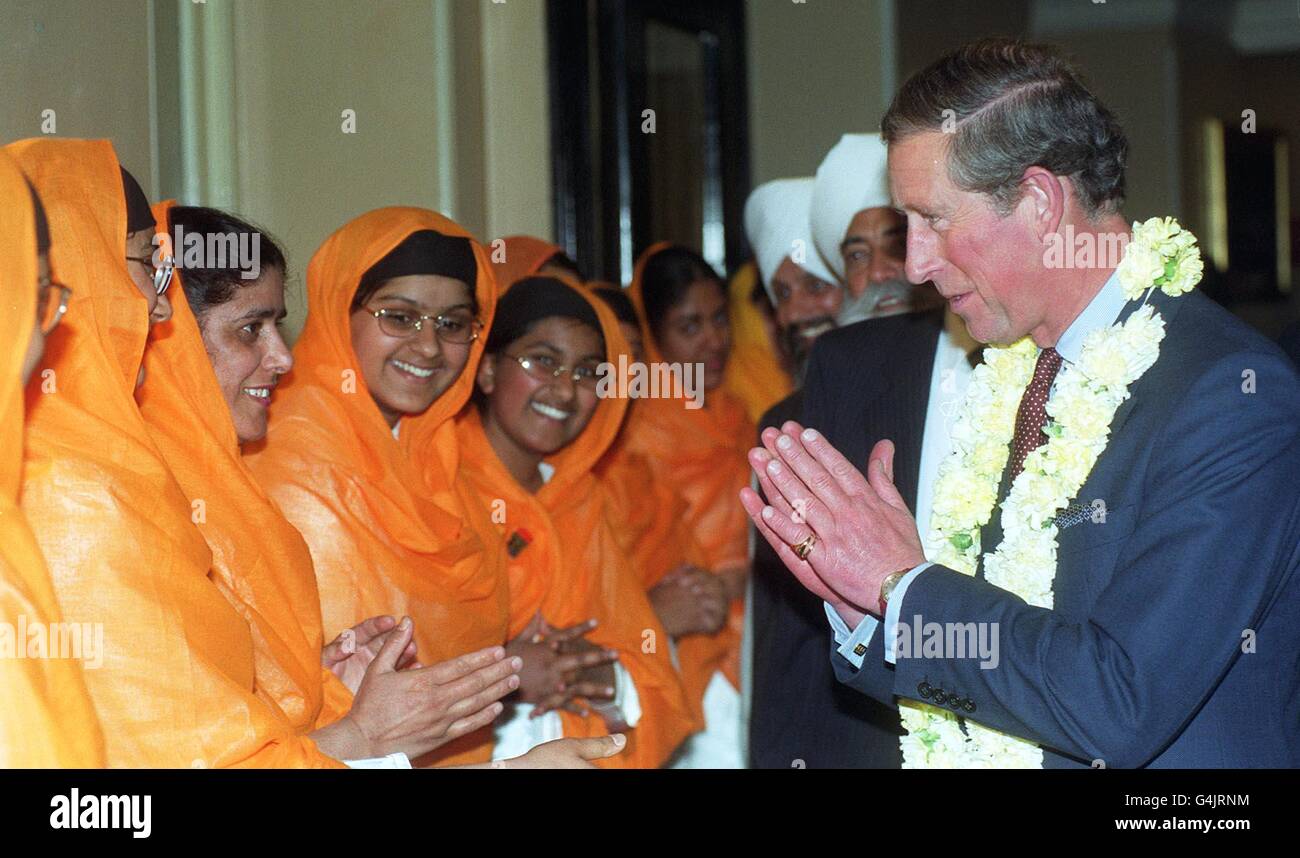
[620,242,754,768]
[245,207,514,766]
[8,136,346,767]
[590,284,730,658]
[721,260,793,422]
[0,150,104,768]
[139,203,523,766]
[455,275,695,767]
[489,235,583,291]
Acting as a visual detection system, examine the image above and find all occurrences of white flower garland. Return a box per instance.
[901,218,1203,768]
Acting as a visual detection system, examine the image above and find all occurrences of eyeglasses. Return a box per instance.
[37,278,72,335]
[366,307,481,344]
[125,252,175,296]
[507,352,604,387]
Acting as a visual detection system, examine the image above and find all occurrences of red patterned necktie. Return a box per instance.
[1007,347,1064,480]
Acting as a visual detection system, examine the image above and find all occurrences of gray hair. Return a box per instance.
[881,38,1127,219]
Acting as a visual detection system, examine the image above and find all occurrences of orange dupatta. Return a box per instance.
[621,242,754,703]
[455,278,696,767]
[10,137,329,768]
[245,207,510,765]
[489,235,564,290]
[721,260,792,422]
[137,200,351,757]
[0,150,104,768]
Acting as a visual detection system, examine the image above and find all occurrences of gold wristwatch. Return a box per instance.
[878,569,909,616]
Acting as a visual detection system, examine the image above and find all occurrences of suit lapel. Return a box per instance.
[977,288,1189,576]
[1107,288,1186,439]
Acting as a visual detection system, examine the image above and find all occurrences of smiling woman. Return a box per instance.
[455,275,695,767]
[347,229,480,428]
[245,208,513,766]
[164,206,292,444]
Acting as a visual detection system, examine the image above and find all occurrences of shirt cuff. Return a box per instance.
[343,752,413,769]
[611,660,642,728]
[824,601,879,669]
[883,562,933,664]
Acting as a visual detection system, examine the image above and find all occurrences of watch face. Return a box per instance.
[881,570,905,603]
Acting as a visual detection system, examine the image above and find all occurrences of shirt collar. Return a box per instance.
[1052,267,1129,366]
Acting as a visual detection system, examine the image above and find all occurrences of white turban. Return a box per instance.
[810,133,891,282]
[743,177,835,303]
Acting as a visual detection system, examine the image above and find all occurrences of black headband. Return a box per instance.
[486,277,603,353]
[120,167,154,235]
[360,229,477,293]
[26,179,50,254]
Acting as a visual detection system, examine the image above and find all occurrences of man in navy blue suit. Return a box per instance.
[741,38,1300,768]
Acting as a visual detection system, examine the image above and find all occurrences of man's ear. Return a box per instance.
[476,354,497,395]
[1019,166,1066,240]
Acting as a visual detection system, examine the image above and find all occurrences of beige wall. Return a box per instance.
[0,0,157,193]
[170,0,552,339]
[745,0,893,184]
[478,0,553,243]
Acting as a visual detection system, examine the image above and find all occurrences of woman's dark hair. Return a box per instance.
[484,277,604,355]
[542,250,584,281]
[639,245,724,341]
[27,180,50,254]
[120,167,156,235]
[591,285,640,328]
[351,230,478,316]
[167,205,287,318]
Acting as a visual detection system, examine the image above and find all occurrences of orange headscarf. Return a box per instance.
[589,282,708,593]
[246,207,509,765]
[721,260,793,422]
[0,149,105,768]
[455,277,696,767]
[621,242,753,703]
[137,200,351,759]
[10,137,331,768]
[489,235,565,291]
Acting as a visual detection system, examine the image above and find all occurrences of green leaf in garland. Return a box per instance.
[950,531,974,551]
[1161,258,1177,282]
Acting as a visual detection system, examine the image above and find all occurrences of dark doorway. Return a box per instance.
[548,0,751,284]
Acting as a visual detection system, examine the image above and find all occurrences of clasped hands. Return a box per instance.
[739,421,927,629]
[505,613,621,722]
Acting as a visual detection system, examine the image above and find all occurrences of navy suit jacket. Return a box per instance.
[830,289,1300,768]
[749,310,945,768]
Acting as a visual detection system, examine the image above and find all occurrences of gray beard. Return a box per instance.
[836,280,942,326]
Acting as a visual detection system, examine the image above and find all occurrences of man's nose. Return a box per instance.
[785,285,829,323]
[870,248,906,285]
[904,227,941,285]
